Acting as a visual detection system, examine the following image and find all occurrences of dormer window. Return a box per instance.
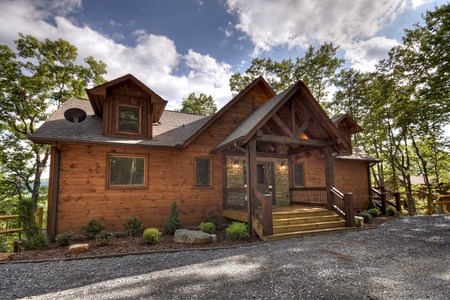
[118,105,141,134]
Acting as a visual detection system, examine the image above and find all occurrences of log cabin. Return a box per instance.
[29,74,380,241]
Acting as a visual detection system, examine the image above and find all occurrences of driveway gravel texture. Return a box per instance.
[1,215,449,300]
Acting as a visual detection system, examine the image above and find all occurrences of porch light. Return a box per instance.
[280,162,286,170]
[233,160,240,169]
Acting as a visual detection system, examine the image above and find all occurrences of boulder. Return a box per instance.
[174,229,216,244]
[67,243,89,254]
[355,216,364,227]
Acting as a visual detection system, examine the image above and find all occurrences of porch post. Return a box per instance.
[246,138,257,236]
[324,146,335,210]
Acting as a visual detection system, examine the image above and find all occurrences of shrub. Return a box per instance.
[386,206,397,216]
[163,200,183,234]
[21,234,49,250]
[368,208,381,217]
[226,222,249,240]
[359,211,373,223]
[367,197,377,210]
[200,222,216,234]
[0,236,7,253]
[202,211,220,228]
[123,216,144,237]
[95,230,115,246]
[18,199,48,250]
[55,231,76,246]
[81,219,105,239]
[143,228,160,244]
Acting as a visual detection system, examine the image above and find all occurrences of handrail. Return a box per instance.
[371,186,401,214]
[0,207,44,235]
[253,188,273,236]
[331,187,355,227]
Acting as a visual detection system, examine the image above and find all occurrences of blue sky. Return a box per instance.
[0,0,447,110]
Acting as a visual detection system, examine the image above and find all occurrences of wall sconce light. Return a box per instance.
[233,160,240,169]
[280,162,286,170]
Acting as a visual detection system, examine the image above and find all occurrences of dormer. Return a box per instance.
[331,114,362,153]
[86,74,167,139]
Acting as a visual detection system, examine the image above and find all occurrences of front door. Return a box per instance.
[256,162,275,205]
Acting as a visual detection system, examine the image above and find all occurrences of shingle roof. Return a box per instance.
[335,148,381,163]
[29,98,211,148]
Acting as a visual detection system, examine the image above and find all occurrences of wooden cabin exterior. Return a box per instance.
[30,74,379,241]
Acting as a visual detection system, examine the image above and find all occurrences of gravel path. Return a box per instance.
[1,215,449,300]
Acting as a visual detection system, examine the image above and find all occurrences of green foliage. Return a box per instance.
[95,230,114,246]
[200,222,216,234]
[81,219,105,239]
[20,234,49,251]
[202,211,220,228]
[180,93,217,116]
[18,198,39,237]
[0,236,8,253]
[359,211,373,223]
[368,208,381,217]
[123,216,144,237]
[354,217,361,227]
[143,228,160,245]
[55,231,76,246]
[226,222,249,240]
[386,206,397,216]
[163,201,183,235]
[367,197,377,210]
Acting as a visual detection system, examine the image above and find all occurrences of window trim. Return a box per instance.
[195,157,212,188]
[116,104,142,135]
[293,162,305,187]
[107,153,148,189]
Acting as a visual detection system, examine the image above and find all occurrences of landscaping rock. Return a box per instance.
[67,244,89,254]
[355,216,364,226]
[173,229,216,244]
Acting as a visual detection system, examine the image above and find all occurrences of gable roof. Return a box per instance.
[331,114,363,134]
[86,74,168,123]
[214,80,350,152]
[181,76,276,147]
[29,98,210,148]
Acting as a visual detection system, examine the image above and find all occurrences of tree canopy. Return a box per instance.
[180,92,217,116]
[0,33,107,211]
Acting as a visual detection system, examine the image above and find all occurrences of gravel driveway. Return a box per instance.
[1,215,449,300]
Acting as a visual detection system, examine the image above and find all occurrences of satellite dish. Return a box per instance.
[64,108,87,134]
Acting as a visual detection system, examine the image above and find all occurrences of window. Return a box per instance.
[118,105,140,134]
[196,158,211,187]
[293,163,305,187]
[108,154,146,187]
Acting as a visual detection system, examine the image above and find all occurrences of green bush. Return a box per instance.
[21,234,49,250]
[163,200,183,234]
[81,219,105,239]
[386,206,397,216]
[202,211,220,228]
[123,216,144,236]
[143,228,160,244]
[55,231,76,246]
[368,208,381,217]
[367,197,377,210]
[95,230,115,246]
[359,211,373,223]
[200,222,216,234]
[226,222,249,240]
[0,236,8,253]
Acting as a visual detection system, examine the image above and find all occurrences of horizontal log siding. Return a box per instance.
[53,84,270,234]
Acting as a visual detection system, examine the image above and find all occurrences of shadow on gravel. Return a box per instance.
[2,215,449,300]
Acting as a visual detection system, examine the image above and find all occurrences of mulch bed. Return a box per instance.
[2,216,395,262]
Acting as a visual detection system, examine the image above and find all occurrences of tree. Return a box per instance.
[180,92,217,116]
[0,33,107,211]
[229,43,344,105]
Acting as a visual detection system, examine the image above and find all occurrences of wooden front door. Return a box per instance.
[256,162,275,204]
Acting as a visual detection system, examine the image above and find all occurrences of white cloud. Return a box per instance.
[0,0,234,111]
[344,37,400,72]
[226,0,411,56]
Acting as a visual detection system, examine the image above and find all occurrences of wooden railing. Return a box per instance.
[223,187,247,210]
[290,187,327,206]
[330,187,355,227]
[0,207,44,235]
[371,186,401,214]
[253,188,273,236]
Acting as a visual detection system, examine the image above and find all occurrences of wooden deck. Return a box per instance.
[222,204,355,241]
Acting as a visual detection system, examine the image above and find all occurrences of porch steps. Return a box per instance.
[254,208,356,242]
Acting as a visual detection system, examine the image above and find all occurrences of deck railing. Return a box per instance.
[253,188,273,236]
[330,187,355,227]
[0,207,44,235]
[223,187,247,210]
[371,186,401,214]
[290,187,327,206]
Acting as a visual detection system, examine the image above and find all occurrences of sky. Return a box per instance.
[0,0,447,110]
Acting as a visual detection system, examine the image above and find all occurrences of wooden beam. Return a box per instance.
[324,146,335,210]
[256,134,340,147]
[246,139,257,236]
[290,99,296,134]
[272,114,293,137]
[295,117,314,137]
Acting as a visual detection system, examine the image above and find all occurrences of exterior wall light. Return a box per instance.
[233,160,240,169]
